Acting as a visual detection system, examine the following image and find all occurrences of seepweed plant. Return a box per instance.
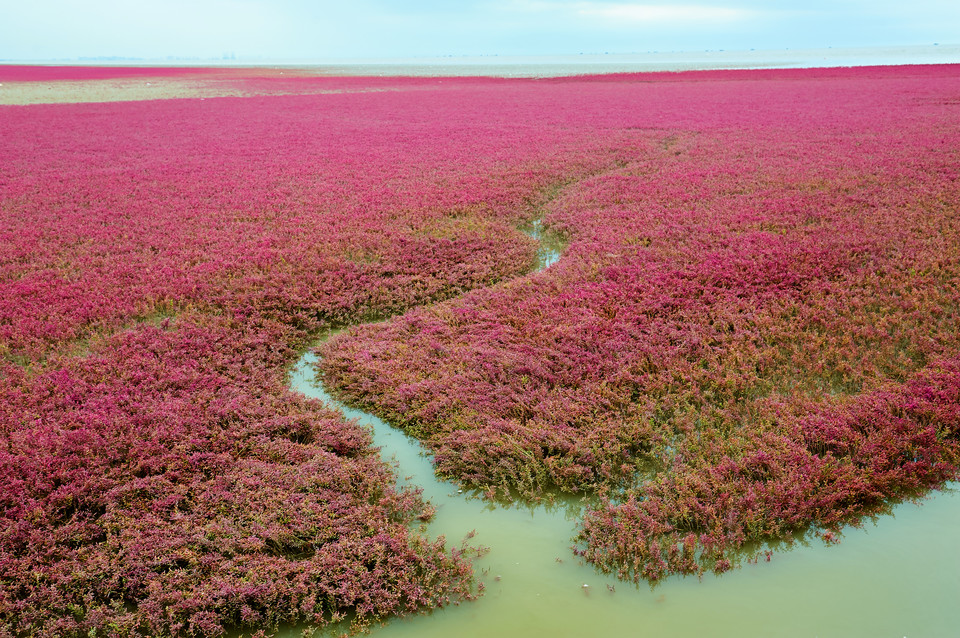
[319,65,960,583]
[0,69,635,636]
[3,64,960,636]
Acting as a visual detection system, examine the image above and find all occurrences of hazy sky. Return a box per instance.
[2,0,958,61]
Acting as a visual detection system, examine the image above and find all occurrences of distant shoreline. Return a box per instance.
[3,44,959,77]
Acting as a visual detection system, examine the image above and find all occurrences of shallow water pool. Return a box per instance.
[289,351,960,637]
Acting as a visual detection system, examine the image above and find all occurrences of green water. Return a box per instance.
[289,353,960,637]
[285,224,959,637]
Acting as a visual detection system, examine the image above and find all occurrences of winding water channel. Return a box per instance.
[287,223,960,637]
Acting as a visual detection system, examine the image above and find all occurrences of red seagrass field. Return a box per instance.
[1,64,959,637]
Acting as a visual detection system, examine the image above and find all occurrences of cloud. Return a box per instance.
[574,3,755,23]
[1,0,294,59]
[500,1,757,23]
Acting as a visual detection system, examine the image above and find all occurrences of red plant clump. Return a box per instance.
[2,64,960,635]
[319,65,960,579]
[1,316,476,636]
[0,76,619,635]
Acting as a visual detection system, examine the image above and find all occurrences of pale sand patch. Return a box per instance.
[0,76,410,105]
[0,78,263,105]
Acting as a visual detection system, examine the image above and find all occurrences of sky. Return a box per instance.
[2,0,959,61]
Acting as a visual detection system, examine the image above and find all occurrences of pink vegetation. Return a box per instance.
[1,64,959,635]
[320,64,960,579]
[0,76,609,635]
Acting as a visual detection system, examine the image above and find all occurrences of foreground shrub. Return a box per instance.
[320,64,960,580]
[0,70,619,634]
